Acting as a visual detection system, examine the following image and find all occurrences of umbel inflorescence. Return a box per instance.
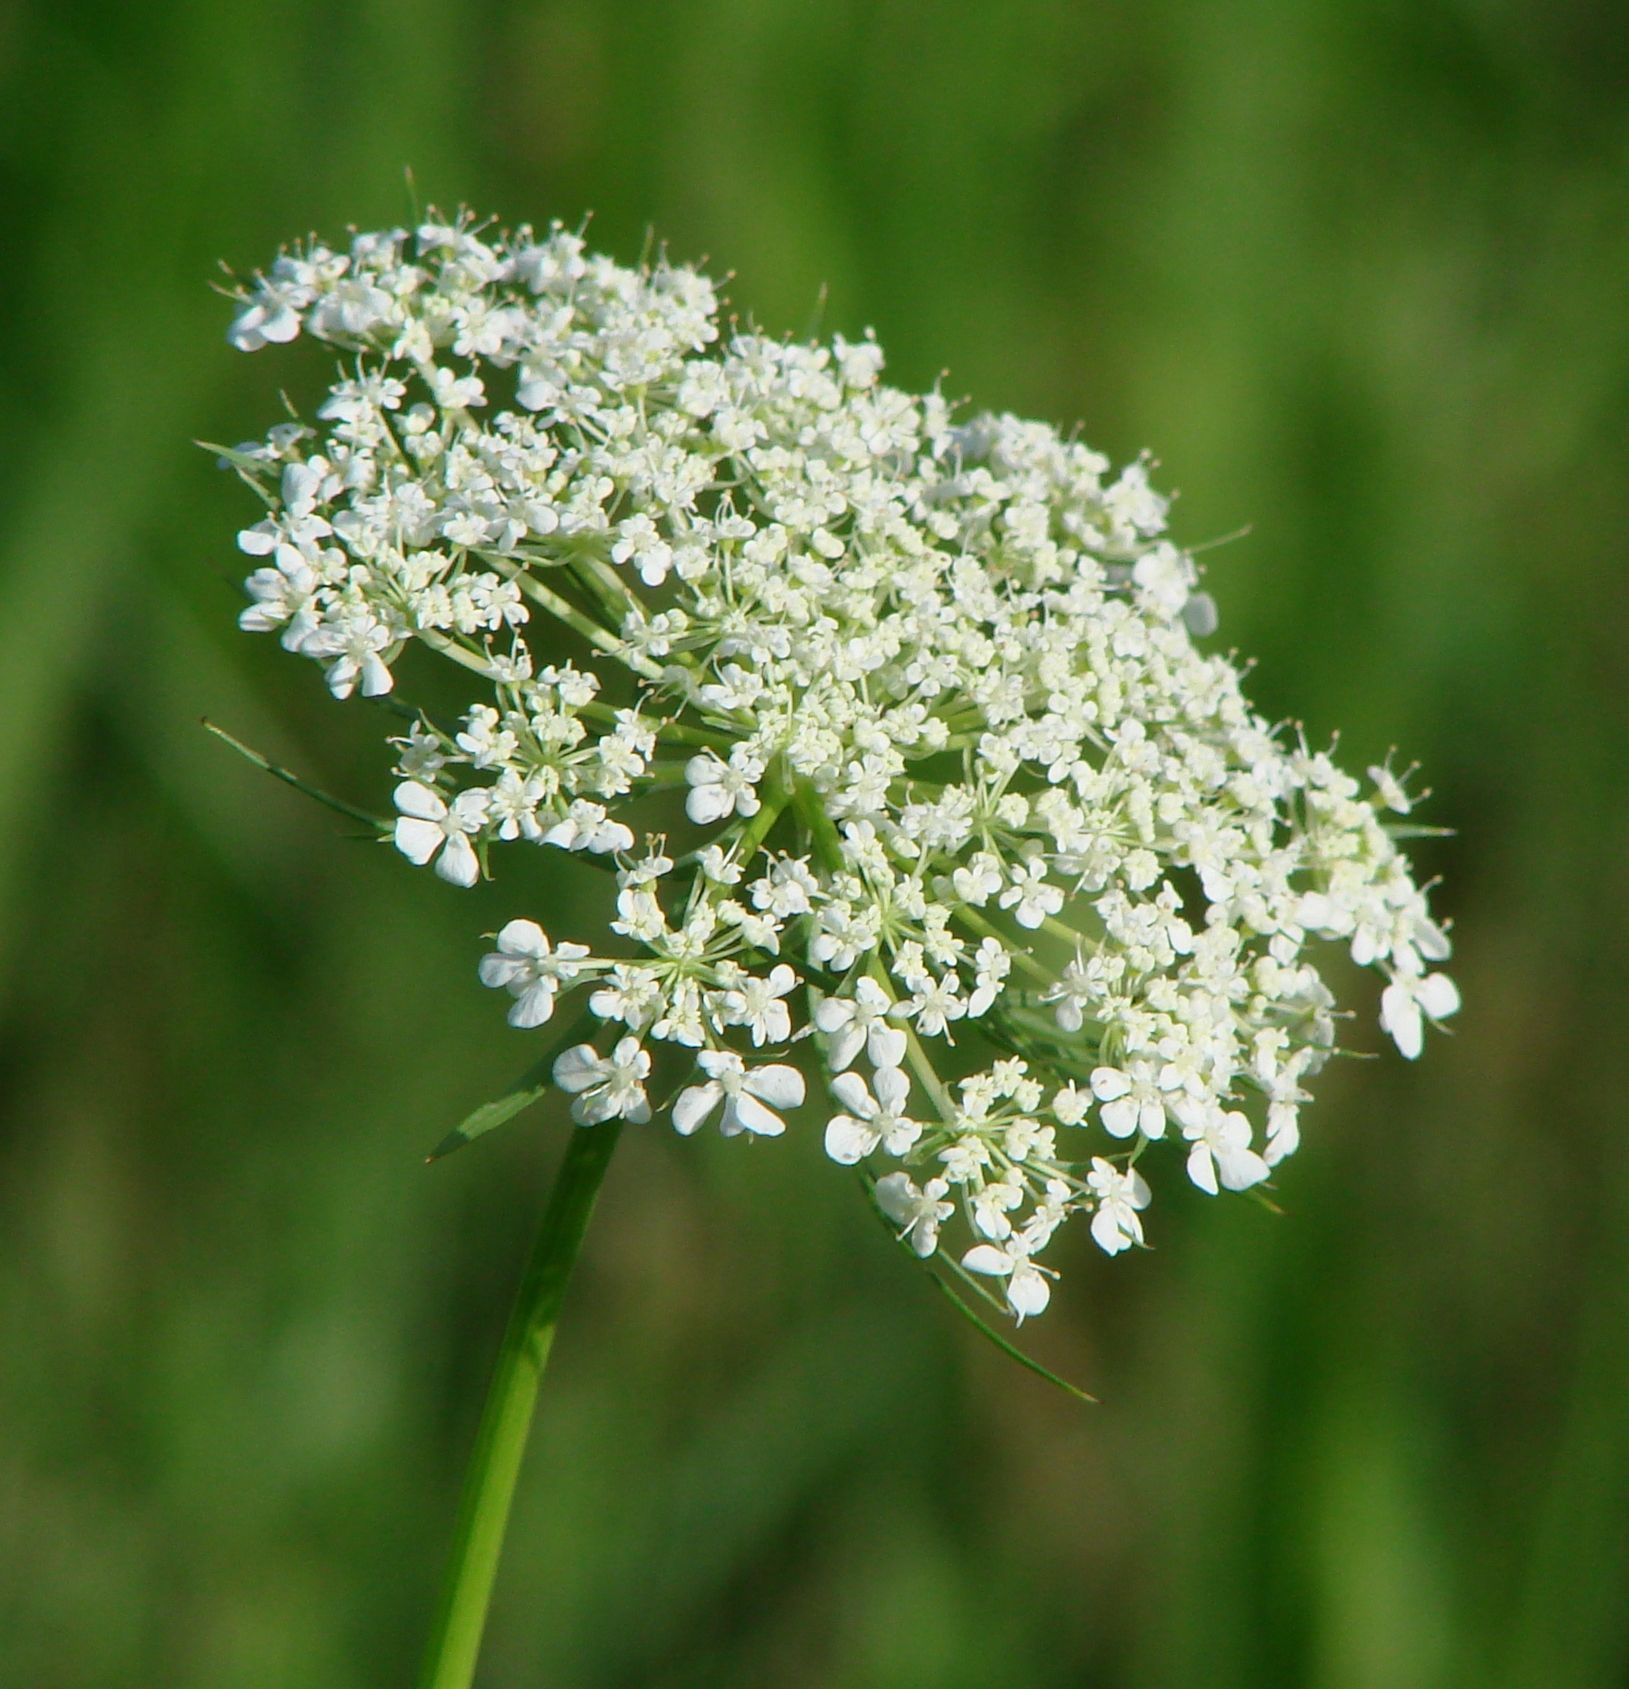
[224,213,1457,1321]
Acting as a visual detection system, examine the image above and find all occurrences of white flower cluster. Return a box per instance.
[225,213,1457,1321]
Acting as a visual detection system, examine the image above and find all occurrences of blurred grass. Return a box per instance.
[2,1,1628,1685]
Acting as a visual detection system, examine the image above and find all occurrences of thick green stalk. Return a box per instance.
[417,1120,622,1689]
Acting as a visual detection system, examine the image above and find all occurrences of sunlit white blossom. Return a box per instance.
[875,1171,953,1258]
[672,1050,805,1138]
[1183,1109,1271,1196]
[1379,968,1461,1060]
[393,781,487,887]
[823,1066,922,1164]
[963,1236,1054,1322]
[478,920,591,1028]
[1087,1158,1151,1255]
[552,1037,652,1125]
[814,977,906,1072]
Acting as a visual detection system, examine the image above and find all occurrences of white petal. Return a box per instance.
[823,1114,877,1164]
[394,780,446,821]
[360,654,395,697]
[872,1066,911,1112]
[1091,1207,1130,1255]
[260,305,301,344]
[671,1083,719,1136]
[393,817,444,866]
[727,1091,786,1137]
[1264,1113,1301,1167]
[436,833,480,887]
[610,1037,648,1074]
[826,1024,865,1070]
[1217,1146,1270,1191]
[1381,982,1424,1059]
[1418,973,1460,1020]
[813,996,852,1034]
[1186,1144,1220,1195]
[1100,1096,1140,1139]
[1091,1066,1131,1101]
[478,954,524,990]
[961,1244,1010,1278]
[1416,920,1453,962]
[686,783,734,826]
[508,981,557,1029]
[496,918,548,957]
[874,1172,919,1226]
[1007,1264,1051,1319]
[552,1045,604,1093]
[237,525,278,555]
[867,1023,907,1068]
[696,1049,741,1080]
[828,1071,874,1115]
[745,1064,805,1108]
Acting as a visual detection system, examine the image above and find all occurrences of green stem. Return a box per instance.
[417,1120,622,1689]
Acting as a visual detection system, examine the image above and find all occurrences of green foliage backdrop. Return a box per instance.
[2,3,1626,1684]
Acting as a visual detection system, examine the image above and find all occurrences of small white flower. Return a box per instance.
[951,852,1003,907]
[1368,760,1416,814]
[901,972,965,1039]
[823,1066,922,1164]
[393,781,487,887]
[588,964,663,1031]
[1089,1061,1177,1140]
[552,1036,652,1125]
[998,858,1064,930]
[970,1173,1025,1240]
[875,1171,953,1258]
[697,843,743,885]
[309,610,397,699]
[1087,1158,1150,1255]
[966,936,1011,1017]
[814,977,906,1071]
[1183,1108,1270,1195]
[684,751,763,826]
[672,1050,805,1138]
[1379,968,1460,1060]
[239,547,321,650]
[962,1237,1054,1322]
[717,963,798,1047]
[228,273,310,350]
[478,919,590,1028]
[1052,1083,1092,1127]
[542,799,634,855]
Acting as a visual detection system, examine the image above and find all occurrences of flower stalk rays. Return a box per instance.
[225,211,1457,1324]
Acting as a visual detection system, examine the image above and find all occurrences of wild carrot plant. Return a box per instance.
[218,211,1456,1686]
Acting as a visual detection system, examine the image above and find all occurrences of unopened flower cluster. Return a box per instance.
[225,214,1457,1320]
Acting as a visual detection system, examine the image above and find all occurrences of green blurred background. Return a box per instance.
[3,2,1627,1684]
